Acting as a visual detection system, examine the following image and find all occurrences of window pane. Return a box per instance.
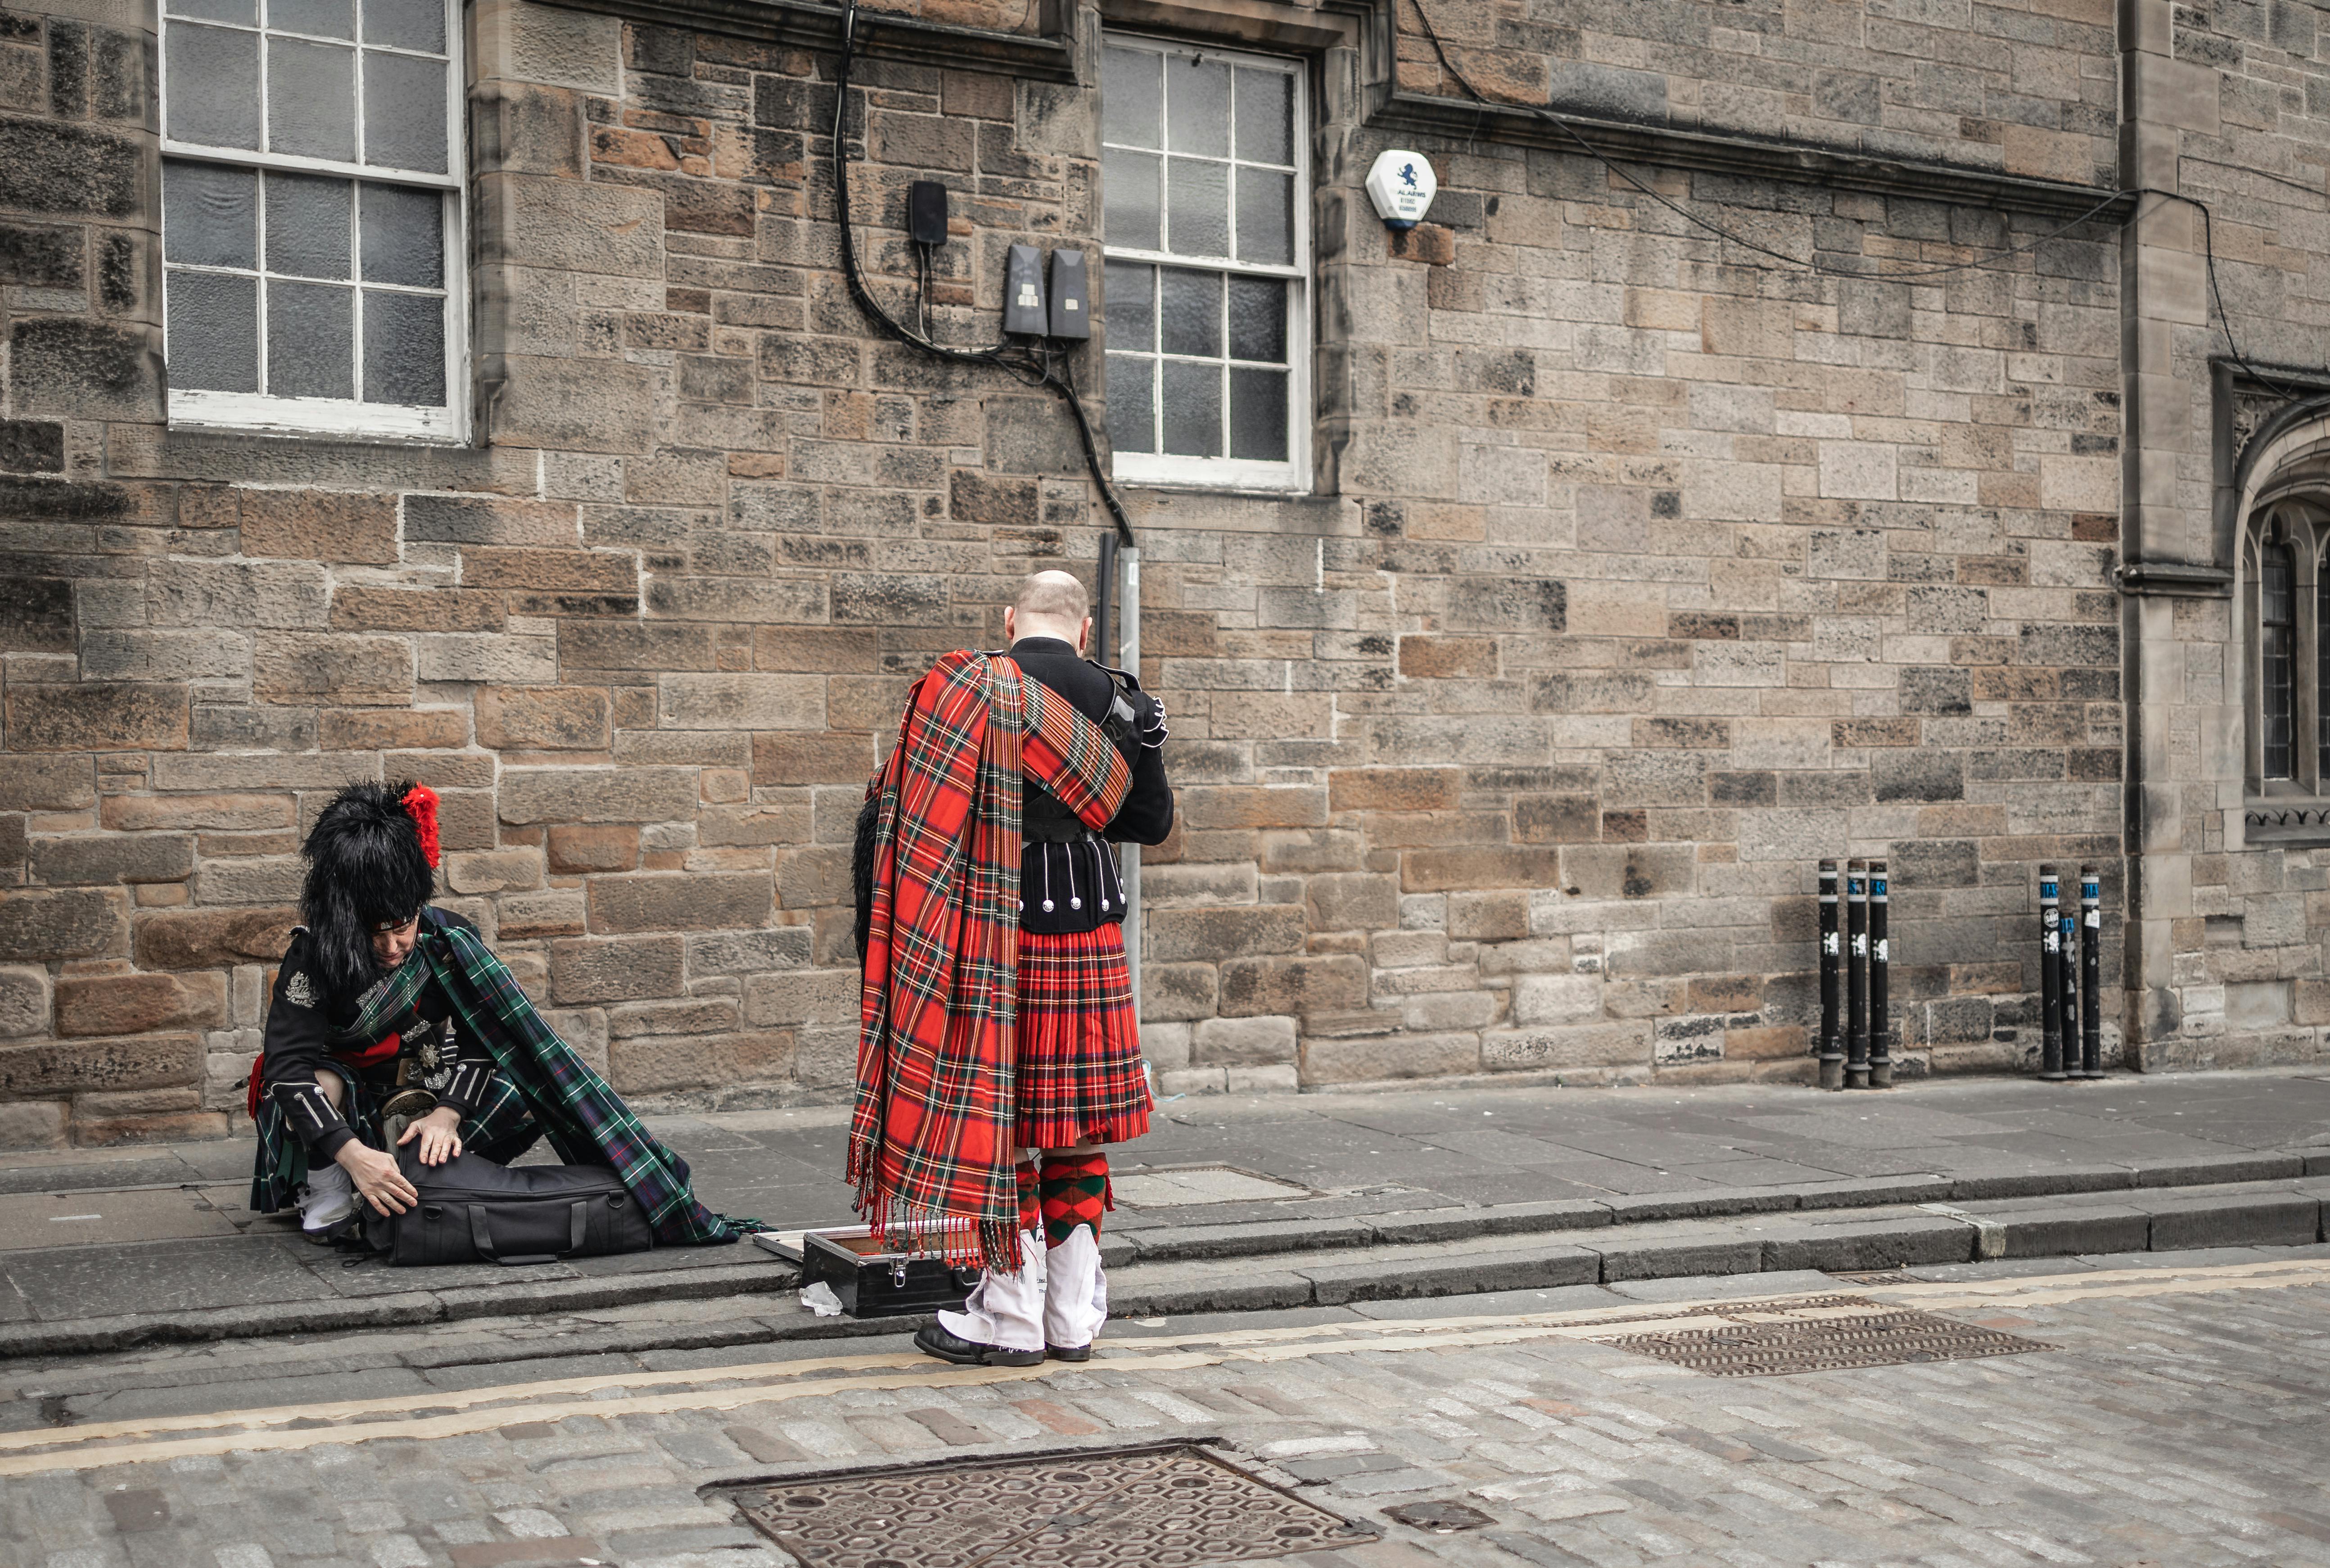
[1228,275,1284,362]
[1106,353,1154,455]
[361,183,443,286]
[163,161,257,269]
[1102,148,1159,251]
[272,0,353,39]
[2321,571,2330,784]
[269,36,356,161]
[362,287,445,405]
[1230,367,1287,461]
[2264,542,2295,779]
[165,24,261,148]
[267,280,354,398]
[167,0,255,25]
[166,270,259,391]
[266,172,353,279]
[363,0,445,52]
[1165,158,1228,257]
[1103,261,1153,352]
[1160,359,1220,456]
[1235,67,1291,165]
[1167,56,1228,156]
[1102,45,1160,149]
[1159,268,1220,358]
[364,51,448,172]
[1235,167,1293,265]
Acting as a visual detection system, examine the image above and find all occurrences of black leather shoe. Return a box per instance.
[1047,1343,1093,1362]
[914,1323,1043,1367]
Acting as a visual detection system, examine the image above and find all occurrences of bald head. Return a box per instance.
[1005,570,1091,653]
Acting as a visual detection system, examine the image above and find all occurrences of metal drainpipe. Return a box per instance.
[1120,545,1142,1039]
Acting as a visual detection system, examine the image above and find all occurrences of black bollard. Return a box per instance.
[2038,865,2065,1081]
[2080,865,2102,1078]
[1846,860,1869,1090]
[1818,860,1844,1091]
[1868,859,1891,1089]
[2058,892,2080,1082]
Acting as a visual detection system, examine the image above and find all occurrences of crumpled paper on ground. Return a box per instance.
[800,1280,844,1317]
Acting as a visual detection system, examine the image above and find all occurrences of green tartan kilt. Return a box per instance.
[249,1071,543,1217]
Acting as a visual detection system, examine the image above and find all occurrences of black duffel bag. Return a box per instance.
[366,1150,655,1266]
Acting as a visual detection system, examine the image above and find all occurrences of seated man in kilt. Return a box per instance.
[851,570,1173,1365]
[251,781,745,1250]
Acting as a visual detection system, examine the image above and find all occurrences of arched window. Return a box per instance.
[2262,532,2296,779]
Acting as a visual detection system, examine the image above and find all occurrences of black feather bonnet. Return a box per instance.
[302,779,439,1001]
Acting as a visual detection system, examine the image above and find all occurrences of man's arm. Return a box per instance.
[1104,691,1174,846]
[260,937,358,1162]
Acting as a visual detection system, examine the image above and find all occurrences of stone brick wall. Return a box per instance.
[1400,0,2119,186]
[2115,0,2330,1068]
[0,0,2315,1151]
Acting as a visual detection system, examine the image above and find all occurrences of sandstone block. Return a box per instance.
[254,634,413,706]
[606,997,739,1038]
[475,684,611,750]
[497,887,587,940]
[550,935,684,1003]
[154,559,330,629]
[1192,1015,1296,1067]
[237,489,400,563]
[0,1032,200,1096]
[133,906,298,969]
[1218,954,1368,1017]
[1512,973,1602,1026]
[547,823,639,873]
[753,732,875,785]
[610,1029,791,1094]
[0,889,127,961]
[1146,905,1305,963]
[0,965,51,1036]
[1142,962,1218,1021]
[1402,847,1562,893]
[0,755,95,810]
[1327,768,1461,813]
[444,847,544,895]
[589,872,773,933]
[1482,1021,1650,1072]
[8,683,188,751]
[56,972,227,1036]
[742,967,859,1027]
[500,768,699,824]
[1303,1031,1480,1084]
[0,1098,67,1150]
[687,926,813,975]
[406,494,579,547]
[30,834,195,886]
[659,673,825,730]
[100,794,291,833]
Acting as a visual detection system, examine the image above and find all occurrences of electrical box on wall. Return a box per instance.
[908,181,949,246]
[1003,244,1048,335]
[1365,149,1437,230]
[1048,249,1090,340]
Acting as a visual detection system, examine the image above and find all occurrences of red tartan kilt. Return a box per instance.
[1014,924,1150,1150]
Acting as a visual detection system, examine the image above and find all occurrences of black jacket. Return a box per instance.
[259,909,497,1159]
[1010,637,1174,934]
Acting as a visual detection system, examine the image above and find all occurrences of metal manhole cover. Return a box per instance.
[1831,1270,1921,1285]
[715,1442,1376,1567]
[1595,1303,2053,1377]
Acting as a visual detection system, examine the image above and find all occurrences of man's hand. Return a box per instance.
[397,1105,465,1168]
[336,1139,420,1216]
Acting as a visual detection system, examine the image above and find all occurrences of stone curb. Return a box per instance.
[1109,1148,2330,1266]
[8,1169,2330,1361]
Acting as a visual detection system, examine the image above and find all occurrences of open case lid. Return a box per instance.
[752,1220,979,1265]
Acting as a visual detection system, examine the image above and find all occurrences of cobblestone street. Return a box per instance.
[8,1252,2330,1568]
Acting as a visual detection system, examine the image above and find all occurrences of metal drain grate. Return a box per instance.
[1830,1270,1922,1285]
[716,1442,1375,1567]
[1595,1301,2054,1377]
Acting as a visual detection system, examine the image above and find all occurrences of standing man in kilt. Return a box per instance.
[850,570,1173,1366]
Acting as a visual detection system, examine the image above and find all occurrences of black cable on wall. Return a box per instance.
[828,0,1136,545]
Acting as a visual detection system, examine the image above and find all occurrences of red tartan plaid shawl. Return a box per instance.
[847,650,1132,1273]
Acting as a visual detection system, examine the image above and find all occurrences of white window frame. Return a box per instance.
[157,0,468,442]
[1101,34,1309,493]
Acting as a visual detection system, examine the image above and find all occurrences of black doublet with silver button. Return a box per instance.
[1005,637,1175,933]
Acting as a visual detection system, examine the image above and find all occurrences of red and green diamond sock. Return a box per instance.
[1016,1160,1040,1236]
[1039,1151,1110,1249]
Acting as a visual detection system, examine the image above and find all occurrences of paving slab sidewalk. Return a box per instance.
[2,1067,2327,1356]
